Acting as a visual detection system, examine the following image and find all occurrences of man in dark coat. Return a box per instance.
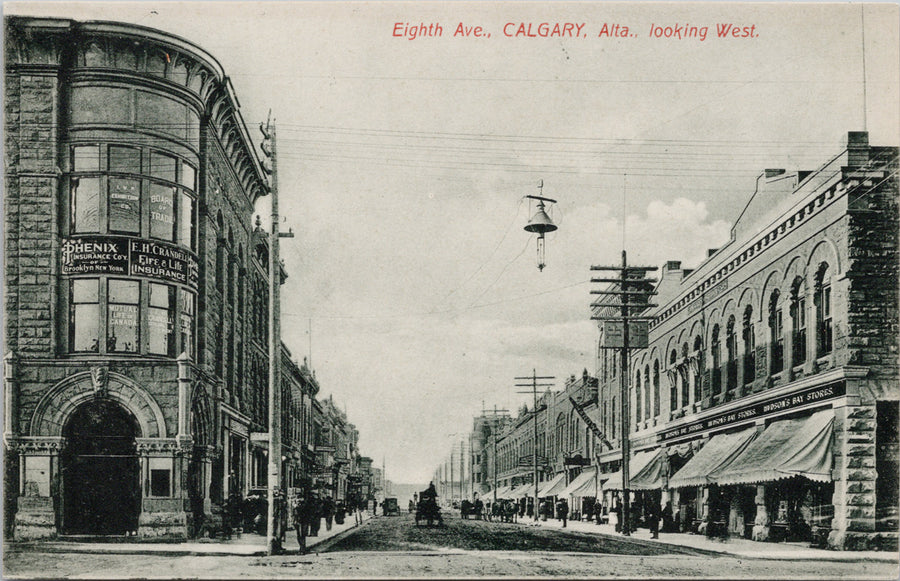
[556,497,569,528]
[292,497,308,554]
[308,492,321,536]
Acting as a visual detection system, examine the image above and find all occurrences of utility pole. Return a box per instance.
[260,113,293,556]
[516,370,553,521]
[590,250,657,536]
[459,440,465,500]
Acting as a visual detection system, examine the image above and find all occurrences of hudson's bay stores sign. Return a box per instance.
[658,381,846,443]
[62,236,199,290]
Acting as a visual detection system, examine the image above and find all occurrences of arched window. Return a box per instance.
[711,325,722,395]
[635,369,642,427]
[726,316,737,389]
[644,364,651,420]
[769,290,783,374]
[215,211,225,292]
[743,305,755,385]
[611,396,617,440]
[681,343,690,407]
[815,263,832,356]
[693,336,703,401]
[652,360,660,416]
[791,277,807,364]
[669,349,678,411]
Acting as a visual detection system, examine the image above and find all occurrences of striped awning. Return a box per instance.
[668,427,758,489]
[601,450,658,491]
[710,409,834,486]
[538,472,568,497]
[560,467,598,497]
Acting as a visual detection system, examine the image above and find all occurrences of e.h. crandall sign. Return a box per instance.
[62,235,199,290]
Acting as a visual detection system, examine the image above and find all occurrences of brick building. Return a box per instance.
[1,16,303,539]
[592,132,898,551]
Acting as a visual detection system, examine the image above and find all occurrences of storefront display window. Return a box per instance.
[179,288,195,358]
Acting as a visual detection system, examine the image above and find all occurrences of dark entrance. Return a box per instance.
[61,400,141,535]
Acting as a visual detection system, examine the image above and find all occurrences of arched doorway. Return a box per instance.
[61,400,141,535]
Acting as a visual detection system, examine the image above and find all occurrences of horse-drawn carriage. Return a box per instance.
[415,484,444,527]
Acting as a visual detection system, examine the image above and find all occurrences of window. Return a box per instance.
[71,177,101,233]
[179,192,196,249]
[791,278,806,365]
[109,146,141,174]
[634,370,642,426]
[770,290,783,374]
[652,360,660,416]
[107,279,139,353]
[69,144,197,250]
[743,306,755,384]
[693,336,703,401]
[149,151,177,182]
[148,283,175,356]
[148,458,172,497]
[149,183,176,241]
[644,364,651,420]
[681,343,690,407]
[181,163,196,190]
[73,145,101,172]
[711,325,721,395]
[669,349,678,411]
[71,279,100,352]
[726,316,737,389]
[108,178,140,233]
[816,264,833,356]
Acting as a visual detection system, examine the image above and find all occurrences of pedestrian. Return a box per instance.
[649,497,660,539]
[556,497,569,528]
[308,492,321,537]
[292,497,307,554]
[613,499,622,533]
[662,501,674,533]
[324,495,335,531]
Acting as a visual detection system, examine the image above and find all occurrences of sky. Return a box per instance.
[5,1,899,484]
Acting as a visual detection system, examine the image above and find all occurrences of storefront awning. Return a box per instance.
[512,484,539,499]
[601,450,658,491]
[560,467,598,497]
[710,409,835,486]
[668,427,758,489]
[630,449,667,490]
[537,472,568,497]
[493,485,512,499]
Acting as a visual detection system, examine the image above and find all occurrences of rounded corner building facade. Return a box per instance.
[4,16,277,539]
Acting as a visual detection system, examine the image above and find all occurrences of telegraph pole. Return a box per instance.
[516,370,553,521]
[260,113,293,556]
[590,250,657,536]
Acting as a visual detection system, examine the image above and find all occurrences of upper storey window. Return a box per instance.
[69,144,197,251]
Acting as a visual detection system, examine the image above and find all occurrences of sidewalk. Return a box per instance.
[524,515,898,563]
[7,512,373,557]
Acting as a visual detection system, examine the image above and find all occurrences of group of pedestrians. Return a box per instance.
[291,492,352,554]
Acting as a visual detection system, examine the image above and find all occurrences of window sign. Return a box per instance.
[71,279,100,352]
[149,183,175,241]
[107,279,139,353]
[108,178,140,233]
[148,283,175,356]
[72,177,101,233]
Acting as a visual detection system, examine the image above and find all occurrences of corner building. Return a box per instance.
[594,132,898,551]
[4,17,276,538]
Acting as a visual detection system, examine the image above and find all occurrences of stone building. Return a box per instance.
[2,16,299,539]
[593,132,898,550]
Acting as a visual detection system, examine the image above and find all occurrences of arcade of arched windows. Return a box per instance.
[618,259,836,431]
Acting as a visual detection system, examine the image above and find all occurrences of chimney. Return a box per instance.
[847,131,869,168]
